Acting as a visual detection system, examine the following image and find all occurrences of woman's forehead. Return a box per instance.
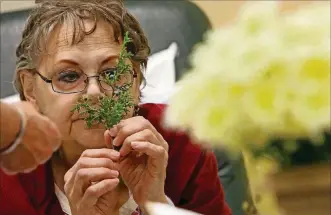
[48,19,120,52]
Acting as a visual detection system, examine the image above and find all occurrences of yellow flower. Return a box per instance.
[291,85,330,133]
[243,81,283,129]
[236,1,280,36]
[166,1,330,149]
[164,73,202,129]
[166,4,330,215]
[165,4,330,215]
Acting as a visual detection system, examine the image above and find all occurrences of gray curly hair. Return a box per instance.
[14,0,150,100]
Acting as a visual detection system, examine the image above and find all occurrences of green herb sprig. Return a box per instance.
[71,31,135,129]
[105,32,134,86]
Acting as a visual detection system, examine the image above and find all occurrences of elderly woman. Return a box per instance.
[0,1,231,215]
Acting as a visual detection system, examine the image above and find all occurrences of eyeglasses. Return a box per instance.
[35,68,137,96]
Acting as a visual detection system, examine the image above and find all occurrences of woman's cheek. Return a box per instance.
[41,95,77,138]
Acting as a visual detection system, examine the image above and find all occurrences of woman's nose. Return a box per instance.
[85,78,105,99]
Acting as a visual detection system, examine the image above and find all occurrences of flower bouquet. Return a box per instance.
[165,2,330,215]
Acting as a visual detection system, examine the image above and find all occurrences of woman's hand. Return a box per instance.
[0,101,61,174]
[107,116,169,209]
[64,148,128,215]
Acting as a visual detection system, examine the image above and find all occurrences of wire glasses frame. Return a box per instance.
[35,69,138,95]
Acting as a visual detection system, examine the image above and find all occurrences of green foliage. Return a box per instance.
[71,31,135,129]
[104,31,133,86]
[250,131,331,168]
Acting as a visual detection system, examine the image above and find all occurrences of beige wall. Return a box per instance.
[192,0,320,28]
[0,1,34,13]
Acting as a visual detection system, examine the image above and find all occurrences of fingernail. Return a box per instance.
[112,138,119,146]
[106,135,113,148]
[131,141,139,148]
[107,130,114,138]
[108,128,116,137]
[111,170,119,177]
[113,150,120,158]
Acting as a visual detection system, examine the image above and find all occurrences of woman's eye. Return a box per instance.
[57,71,81,83]
[102,68,117,81]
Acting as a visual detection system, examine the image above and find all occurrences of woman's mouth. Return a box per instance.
[73,117,85,122]
[75,118,106,129]
[86,123,106,130]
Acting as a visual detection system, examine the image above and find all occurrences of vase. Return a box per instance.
[270,163,330,215]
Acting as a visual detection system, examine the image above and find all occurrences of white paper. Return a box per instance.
[145,202,201,215]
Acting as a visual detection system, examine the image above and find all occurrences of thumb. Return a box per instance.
[64,167,74,184]
[104,130,113,149]
[34,115,62,151]
[44,117,62,139]
[35,115,61,139]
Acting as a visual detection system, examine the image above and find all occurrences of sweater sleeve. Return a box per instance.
[0,163,62,215]
[178,149,232,215]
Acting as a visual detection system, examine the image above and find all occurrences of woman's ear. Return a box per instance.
[20,70,39,110]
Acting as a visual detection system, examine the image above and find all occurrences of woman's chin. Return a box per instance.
[71,121,108,149]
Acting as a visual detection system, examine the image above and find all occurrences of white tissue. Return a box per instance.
[140,42,178,104]
[1,94,20,104]
[145,202,201,215]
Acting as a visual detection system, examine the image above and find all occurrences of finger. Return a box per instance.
[22,119,56,164]
[23,137,53,165]
[64,156,119,184]
[131,141,168,160]
[107,127,123,151]
[74,168,119,195]
[108,124,119,137]
[112,117,162,147]
[80,148,120,161]
[76,157,118,171]
[81,178,119,207]
[119,129,159,157]
[36,115,62,140]
[104,130,113,149]
[35,115,62,150]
